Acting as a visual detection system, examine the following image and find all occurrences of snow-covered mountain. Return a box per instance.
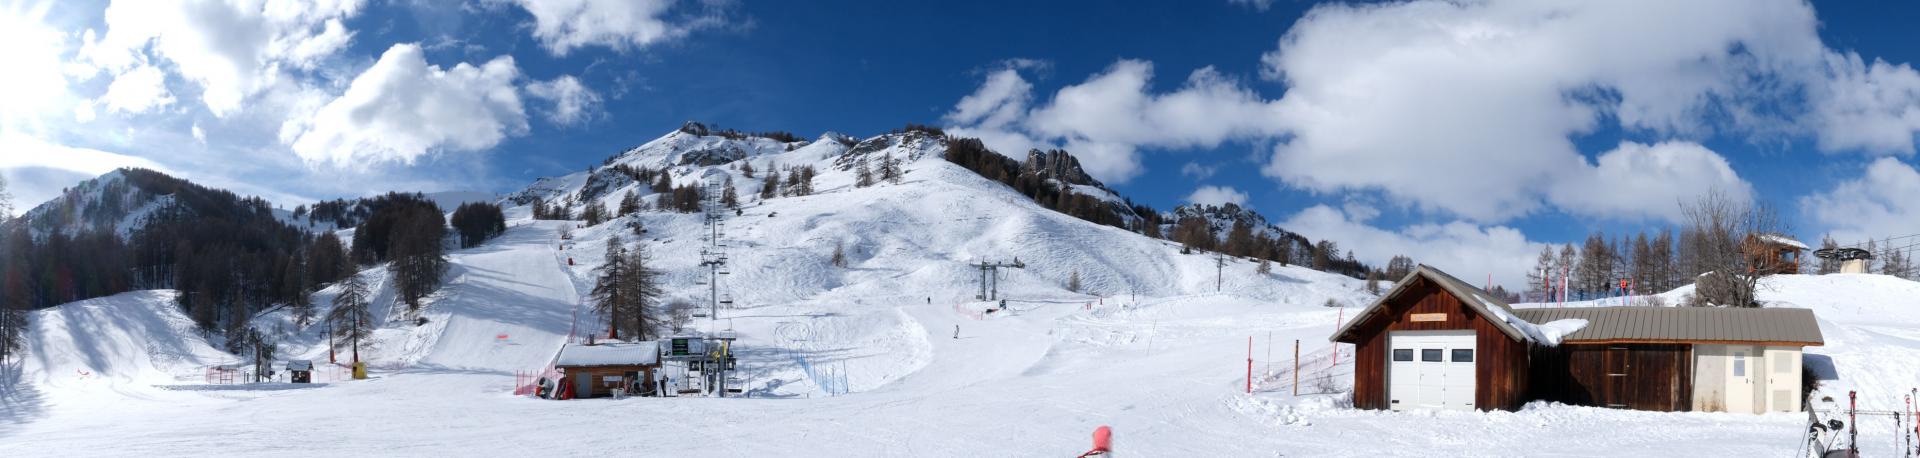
[13,168,326,239]
[15,169,179,238]
[13,124,1920,455]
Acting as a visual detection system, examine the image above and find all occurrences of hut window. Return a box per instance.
[1393,349,1413,361]
[1733,351,1746,377]
[1451,349,1473,363]
[1421,349,1442,362]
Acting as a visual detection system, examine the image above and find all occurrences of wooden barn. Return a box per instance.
[1330,265,1536,412]
[1333,265,1826,414]
[553,341,662,398]
[1513,307,1823,413]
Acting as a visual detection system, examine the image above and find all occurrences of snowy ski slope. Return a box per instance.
[4,129,1919,456]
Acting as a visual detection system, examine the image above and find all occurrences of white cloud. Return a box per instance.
[0,131,170,179]
[1179,162,1218,180]
[1186,185,1248,207]
[1229,0,1273,11]
[945,68,1032,130]
[506,0,726,56]
[945,60,1283,184]
[73,104,97,123]
[101,65,176,114]
[191,123,206,144]
[1258,0,1821,222]
[1281,204,1545,292]
[84,0,365,117]
[0,2,80,129]
[1810,51,1920,155]
[285,43,527,166]
[1545,141,1752,222]
[525,75,603,126]
[1802,157,1920,244]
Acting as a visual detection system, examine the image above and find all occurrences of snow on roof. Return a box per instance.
[287,360,313,371]
[1756,233,1809,250]
[554,342,660,367]
[1332,265,1538,344]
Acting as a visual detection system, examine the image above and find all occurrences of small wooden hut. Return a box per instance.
[1745,233,1808,275]
[552,341,661,398]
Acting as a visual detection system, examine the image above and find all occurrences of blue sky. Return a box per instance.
[4,0,1920,289]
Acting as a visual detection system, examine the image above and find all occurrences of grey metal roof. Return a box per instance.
[1510,307,1824,345]
[1330,264,1531,343]
[554,341,661,367]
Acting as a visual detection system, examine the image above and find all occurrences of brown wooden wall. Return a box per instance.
[1529,344,1692,411]
[560,365,658,398]
[1348,278,1531,411]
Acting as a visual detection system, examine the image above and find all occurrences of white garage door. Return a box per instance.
[1387,331,1477,411]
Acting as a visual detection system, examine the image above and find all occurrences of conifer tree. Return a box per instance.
[799,166,816,195]
[1222,221,1254,257]
[783,168,802,196]
[1067,269,1082,293]
[592,236,628,339]
[450,202,507,248]
[1881,238,1912,279]
[740,161,756,178]
[0,175,11,224]
[760,175,779,200]
[388,207,448,312]
[327,273,374,364]
[286,250,315,327]
[619,245,664,341]
[618,190,642,216]
[1527,246,1554,301]
[721,176,739,209]
[1385,255,1415,280]
[855,157,875,188]
[880,153,903,184]
[653,172,673,194]
[583,201,608,226]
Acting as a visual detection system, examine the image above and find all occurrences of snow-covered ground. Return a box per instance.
[4,130,1915,456]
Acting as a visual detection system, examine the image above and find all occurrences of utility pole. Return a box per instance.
[1215,251,1226,292]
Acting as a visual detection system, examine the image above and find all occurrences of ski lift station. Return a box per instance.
[1331,265,1824,413]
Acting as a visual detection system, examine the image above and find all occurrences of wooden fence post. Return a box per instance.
[1293,340,1300,396]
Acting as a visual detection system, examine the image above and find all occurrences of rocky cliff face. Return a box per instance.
[1020,149,1102,188]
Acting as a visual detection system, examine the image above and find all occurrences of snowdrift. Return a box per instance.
[17,290,238,389]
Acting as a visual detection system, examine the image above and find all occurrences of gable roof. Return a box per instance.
[1510,307,1824,346]
[554,341,661,367]
[1330,264,1532,344]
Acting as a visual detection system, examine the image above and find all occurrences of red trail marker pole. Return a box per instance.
[1246,336,1253,394]
[1849,390,1858,455]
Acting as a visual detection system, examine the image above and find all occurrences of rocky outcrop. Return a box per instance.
[1021,149,1102,188]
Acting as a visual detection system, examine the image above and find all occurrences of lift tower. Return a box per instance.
[975,258,1026,301]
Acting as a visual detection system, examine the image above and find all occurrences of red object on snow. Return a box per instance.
[568,258,575,266]
[1077,426,1112,457]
